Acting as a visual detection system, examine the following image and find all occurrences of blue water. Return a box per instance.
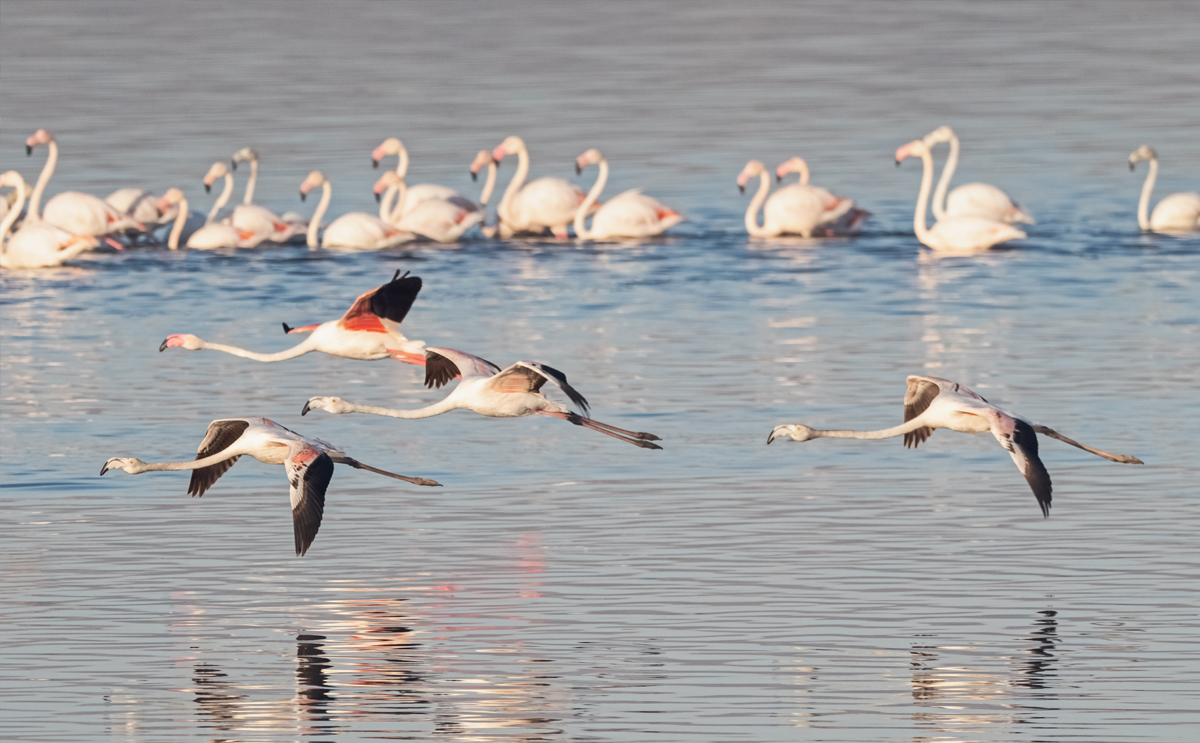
[3,2,1199,741]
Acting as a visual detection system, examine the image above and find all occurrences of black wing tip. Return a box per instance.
[282,322,293,334]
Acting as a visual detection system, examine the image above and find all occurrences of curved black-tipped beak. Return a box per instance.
[1129,162,1135,171]
[158,338,169,352]
[738,184,745,194]
[25,145,33,156]
[766,431,775,444]
[282,322,293,334]
[470,170,478,182]
[204,183,211,194]
[231,160,237,171]
[776,174,782,183]
[575,164,582,176]
[375,191,382,203]
[372,159,380,169]
[300,191,306,202]
[100,462,110,475]
[301,400,311,416]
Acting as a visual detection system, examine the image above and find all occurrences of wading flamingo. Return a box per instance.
[738,160,853,238]
[767,375,1143,517]
[300,171,413,250]
[100,417,441,556]
[573,149,682,239]
[201,162,237,224]
[896,140,1026,253]
[922,126,1034,224]
[161,270,428,364]
[374,172,483,242]
[1129,146,1200,234]
[775,157,870,235]
[469,150,501,237]
[24,130,144,240]
[303,347,663,450]
[158,189,264,249]
[492,136,591,238]
[230,148,306,242]
[106,188,173,228]
[371,137,460,217]
[1,171,100,269]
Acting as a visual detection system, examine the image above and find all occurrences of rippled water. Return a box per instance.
[3,2,1199,741]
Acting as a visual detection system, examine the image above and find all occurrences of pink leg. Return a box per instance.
[536,411,662,450]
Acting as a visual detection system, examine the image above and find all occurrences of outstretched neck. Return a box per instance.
[343,397,459,419]
[575,159,608,238]
[243,160,258,205]
[498,147,530,225]
[167,197,189,249]
[29,140,58,221]
[201,336,316,362]
[812,418,927,440]
[1,179,26,249]
[912,149,934,240]
[131,447,243,473]
[931,133,959,221]
[208,173,233,224]
[1137,158,1157,231]
[306,182,331,249]
[744,171,772,237]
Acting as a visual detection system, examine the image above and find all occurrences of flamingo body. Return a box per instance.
[1,170,100,269]
[493,136,591,238]
[574,149,682,239]
[922,126,1034,224]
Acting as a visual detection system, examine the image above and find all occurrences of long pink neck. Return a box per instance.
[744,171,773,237]
[811,418,927,440]
[29,140,58,221]
[200,336,316,362]
[341,397,460,419]
[306,182,331,249]
[912,149,934,240]
[497,147,530,225]
[1,179,27,248]
[1137,158,1157,230]
[574,159,608,238]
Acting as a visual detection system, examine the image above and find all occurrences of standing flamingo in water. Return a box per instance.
[158,189,264,249]
[492,136,591,238]
[737,160,857,238]
[374,172,484,242]
[921,126,1034,224]
[299,171,413,250]
[24,129,143,242]
[1,171,100,269]
[573,149,682,239]
[1128,146,1200,234]
[161,270,428,364]
[768,375,1143,517]
[371,138,461,217]
[775,157,870,235]
[230,148,306,242]
[100,417,441,556]
[303,347,663,450]
[895,139,1026,253]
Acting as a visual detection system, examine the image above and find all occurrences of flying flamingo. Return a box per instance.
[303,347,663,450]
[373,172,483,242]
[157,189,264,249]
[922,126,1034,224]
[468,150,501,238]
[572,149,683,239]
[1128,146,1200,234]
[895,139,1026,253]
[492,136,592,238]
[775,157,870,235]
[160,270,429,364]
[100,417,441,556]
[299,171,414,250]
[1,171,100,269]
[738,160,856,238]
[767,375,1143,517]
[370,137,461,217]
[230,148,306,242]
[24,130,144,241]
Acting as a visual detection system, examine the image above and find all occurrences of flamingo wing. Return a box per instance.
[424,347,501,389]
[286,446,334,556]
[492,361,590,414]
[991,416,1052,517]
[340,272,422,332]
[187,419,251,497]
[902,376,950,449]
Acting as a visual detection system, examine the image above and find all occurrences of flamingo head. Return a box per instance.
[25,129,54,155]
[301,395,351,416]
[737,160,766,193]
[492,136,526,163]
[469,150,496,181]
[767,424,818,444]
[922,126,955,146]
[231,147,258,170]
[775,157,809,184]
[374,171,401,201]
[100,457,146,476]
[894,139,929,167]
[156,188,185,213]
[372,137,403,168]
[203,162,228,193]
[575,148,603,175]
[1129,145,1157,170]
[299,171,326,201]
[0,170,25,189]
[159,333,204,352]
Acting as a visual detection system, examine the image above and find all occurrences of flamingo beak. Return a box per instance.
[301,400,312,416]
[231,159,238,171]
[1129,162,1135,171]
[300,191,306,202]
[738,184,745,194]
[471,170,477,181]
[375,191,381,203]
[776,174,782,182]
[575,163,582,175]
[158,338,170,352]
[100,462,110,475]
[26,145,32,156]
[205,183,211,193]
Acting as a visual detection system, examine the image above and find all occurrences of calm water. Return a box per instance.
[2,2,1199,741]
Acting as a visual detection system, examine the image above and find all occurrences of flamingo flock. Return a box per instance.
[3,126,1195,268]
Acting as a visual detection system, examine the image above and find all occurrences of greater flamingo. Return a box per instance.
[373,172,483,242]
[1128,146,1200,234]
[1,171,100,269]
[895,140,1027,253]
[767,375,1143,517]
[468,150,501,238]
[922,126,1034,224]
[201,162,237,224]
[24,129,143,240]
[158,189,264,249]
[775,157,870,234]
[738,160,854,238]
[492,136,591,238]
[161,270,428,364]
[100,417,441,556]
[230,148,306,242]
[106,188,173,228]
[299,171,413,250]
[370,138,460,217]
[303,347,663,450]
[573,149,683,239]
